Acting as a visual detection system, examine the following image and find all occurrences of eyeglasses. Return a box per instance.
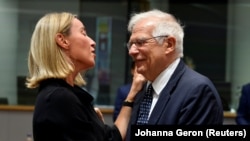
[126,35,168,50]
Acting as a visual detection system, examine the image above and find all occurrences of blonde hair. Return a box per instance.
[26,12,86,88]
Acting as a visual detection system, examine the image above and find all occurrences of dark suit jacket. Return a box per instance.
[236,83,250,125]
[126,59,224,140]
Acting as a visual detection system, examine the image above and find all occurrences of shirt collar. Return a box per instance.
[151,58,180,95]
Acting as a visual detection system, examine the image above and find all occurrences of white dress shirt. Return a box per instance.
[148,58,180,118]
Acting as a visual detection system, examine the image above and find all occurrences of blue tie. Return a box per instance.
[136,84,153,125]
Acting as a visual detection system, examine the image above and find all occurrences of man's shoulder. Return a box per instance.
[243,83,250,91]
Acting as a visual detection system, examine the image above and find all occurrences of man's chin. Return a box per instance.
[136,68,145,75]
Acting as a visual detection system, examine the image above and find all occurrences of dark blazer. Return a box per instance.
[126,59,224,140]
[33,79,121,141]
[236,83,250,125]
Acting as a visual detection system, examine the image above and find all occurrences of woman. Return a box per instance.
[26,12,145,141]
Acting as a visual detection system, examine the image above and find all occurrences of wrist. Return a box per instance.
[123,100,134,108]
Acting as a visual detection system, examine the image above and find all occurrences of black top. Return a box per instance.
[33,78,121,141]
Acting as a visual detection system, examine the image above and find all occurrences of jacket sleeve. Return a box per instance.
[104,124,122,141]
[236,84,250,125]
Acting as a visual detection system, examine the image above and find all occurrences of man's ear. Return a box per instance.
[164,36,176,53]
[166,36,176,49]
[55,33,69,49]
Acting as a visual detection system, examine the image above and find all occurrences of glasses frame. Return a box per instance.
[126,35,168,50]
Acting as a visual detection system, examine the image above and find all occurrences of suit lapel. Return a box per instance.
[148,59,186,124]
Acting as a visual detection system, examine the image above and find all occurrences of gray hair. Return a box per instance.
[128,9,184,58]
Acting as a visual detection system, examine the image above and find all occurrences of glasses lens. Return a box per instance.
[127,35,168,50]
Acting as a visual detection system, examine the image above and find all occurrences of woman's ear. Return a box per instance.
[55,33,69,49]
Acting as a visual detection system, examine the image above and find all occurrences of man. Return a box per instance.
[236,83,250,125]
[113,61,135,121]
[125,9,223,140]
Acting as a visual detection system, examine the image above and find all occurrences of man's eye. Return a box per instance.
[136,40,145,46]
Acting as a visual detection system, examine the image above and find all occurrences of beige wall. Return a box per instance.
[0,107,113,141]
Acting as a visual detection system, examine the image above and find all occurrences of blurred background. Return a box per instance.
[2,0,249,140]
[0,0,249,112]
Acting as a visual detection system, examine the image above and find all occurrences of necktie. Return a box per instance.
[136,84,153,125]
